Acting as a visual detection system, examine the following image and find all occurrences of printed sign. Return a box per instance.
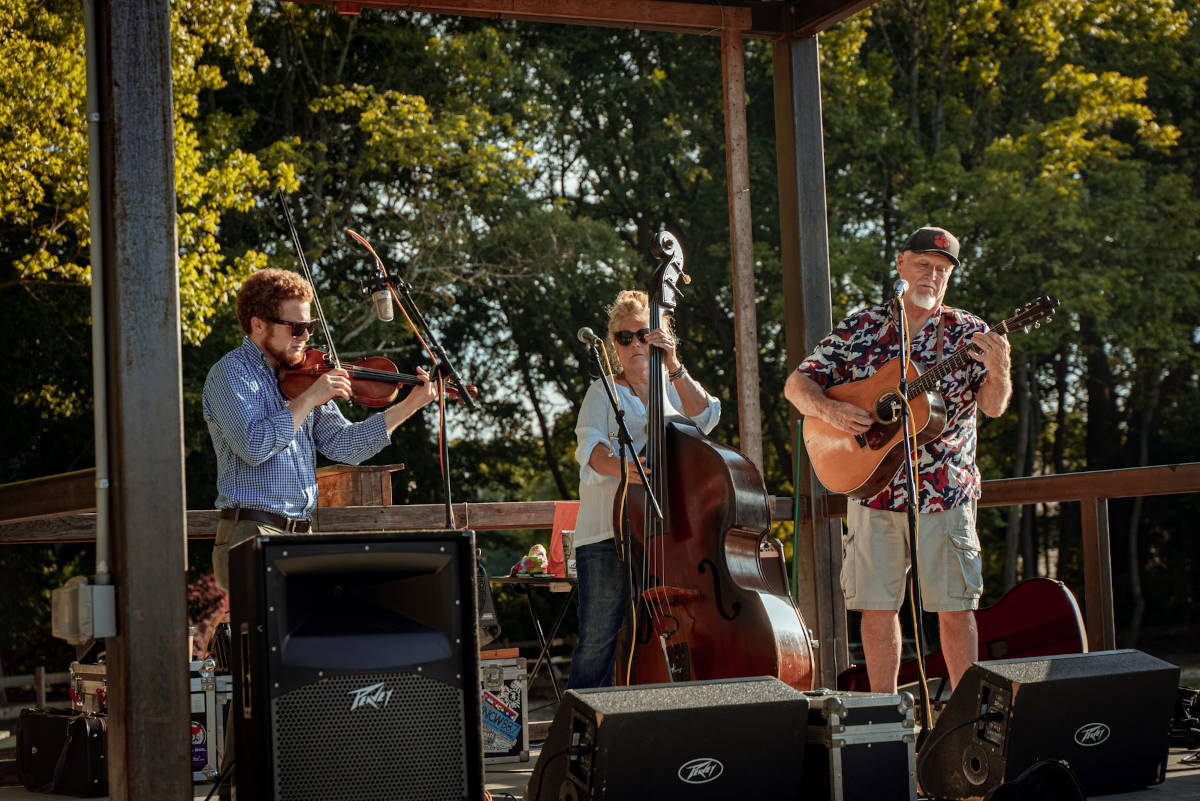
[482,690,521,751]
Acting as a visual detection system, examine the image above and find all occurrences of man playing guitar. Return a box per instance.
[785,226,1013,693]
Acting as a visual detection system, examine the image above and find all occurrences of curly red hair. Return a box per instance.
[235,269,313,334]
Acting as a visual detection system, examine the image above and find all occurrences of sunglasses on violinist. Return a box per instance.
[612,328,651,346]
[266,316,319,338]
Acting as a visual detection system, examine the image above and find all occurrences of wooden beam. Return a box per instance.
[776,32,845,688]
[1079,497,1117,650]
[979,462,1200,505]
[0,469,97,522]
[0,497,804,543]
[790,0,879,37]
[91,0,191,796]
[294,0,753,35]
[720,28,763,472]
[9,462,1189,531]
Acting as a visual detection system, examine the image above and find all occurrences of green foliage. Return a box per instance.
[0,545,87,677]
[817,0,1199,637]
[3,0,1198,670]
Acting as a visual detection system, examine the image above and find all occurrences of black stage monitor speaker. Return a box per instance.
[919,649,1179,800]
[524,677,809,801]
[228,530,483,801]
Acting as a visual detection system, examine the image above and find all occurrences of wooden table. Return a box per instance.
[490,574,577,699]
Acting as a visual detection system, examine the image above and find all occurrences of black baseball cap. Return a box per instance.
[902,226,960,267]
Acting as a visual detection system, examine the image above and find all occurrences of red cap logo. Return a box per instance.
[933,233,950,249]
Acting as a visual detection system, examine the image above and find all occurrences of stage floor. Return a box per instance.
[476,748,1200,801]
[0,743,1196,799]
[0,751,1195,800]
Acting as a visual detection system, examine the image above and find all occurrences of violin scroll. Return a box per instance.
[650,230,690,315]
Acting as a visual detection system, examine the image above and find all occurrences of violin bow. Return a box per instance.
[278,189,342,369]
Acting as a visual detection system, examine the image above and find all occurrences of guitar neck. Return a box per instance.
[907,319,1009,398]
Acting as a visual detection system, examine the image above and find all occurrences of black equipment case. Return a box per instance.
[801,688,918,801]
[15,707,108,797]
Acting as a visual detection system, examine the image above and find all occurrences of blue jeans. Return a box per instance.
[567,541,629,689]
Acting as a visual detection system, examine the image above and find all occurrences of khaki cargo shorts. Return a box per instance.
[842,500,982,613]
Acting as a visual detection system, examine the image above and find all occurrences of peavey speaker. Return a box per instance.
[524,677,808,801]
[919,650,1178,800]
[228,531,483,801]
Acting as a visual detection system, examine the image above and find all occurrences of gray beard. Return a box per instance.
[910,289,937,310]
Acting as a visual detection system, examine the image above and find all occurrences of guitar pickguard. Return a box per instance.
[864,417,902,451]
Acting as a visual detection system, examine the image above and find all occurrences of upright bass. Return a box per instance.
[615,232,814,690]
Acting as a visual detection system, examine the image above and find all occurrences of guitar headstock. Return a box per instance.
[649,230,690,314]
[1005,295,1059,334]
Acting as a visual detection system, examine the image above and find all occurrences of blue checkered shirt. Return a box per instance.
[202,338,391,518]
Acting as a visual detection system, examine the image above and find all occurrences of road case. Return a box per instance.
[802,688,917,801]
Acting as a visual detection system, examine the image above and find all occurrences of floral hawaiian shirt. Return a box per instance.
[797,302,989,513]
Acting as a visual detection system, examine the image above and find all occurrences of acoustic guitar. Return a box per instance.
[802,296,1058,498]
[836,577,1088,691]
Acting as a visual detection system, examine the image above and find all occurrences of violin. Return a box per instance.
[277,348,477,407]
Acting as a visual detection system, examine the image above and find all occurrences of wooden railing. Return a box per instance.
[0,668,70,721]
[2,463,1198,652]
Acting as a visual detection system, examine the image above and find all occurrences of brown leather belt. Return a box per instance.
[219,508,311,533]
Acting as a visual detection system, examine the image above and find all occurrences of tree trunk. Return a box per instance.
[1003,359,1031,589]
[1124,371,1160,647]
[515,343,571,499]
[1079,316,1121,469]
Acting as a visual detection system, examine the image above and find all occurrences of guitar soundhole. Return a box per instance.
[875,393,902,423]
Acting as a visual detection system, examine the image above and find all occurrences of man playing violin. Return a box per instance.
[203,267,438,593]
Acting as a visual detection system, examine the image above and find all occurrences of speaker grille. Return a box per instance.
[271,671,467,801]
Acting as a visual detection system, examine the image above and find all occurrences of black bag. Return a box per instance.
[16,708,108,797]
[207,619,233,673]
[983,759,1086,801]
[476,548,501,647]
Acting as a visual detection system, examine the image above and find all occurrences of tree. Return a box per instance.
[815,0,1199,641]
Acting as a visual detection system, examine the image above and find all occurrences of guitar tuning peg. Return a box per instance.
[682,272,692,286]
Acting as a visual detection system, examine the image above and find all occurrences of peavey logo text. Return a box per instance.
[1074,722,1111,747]
[677,757,724,785]
[349,681,393,711]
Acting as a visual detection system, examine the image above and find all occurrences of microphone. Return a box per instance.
[577,327,604,346]
[371,274,393,323]
[893,279,909,299]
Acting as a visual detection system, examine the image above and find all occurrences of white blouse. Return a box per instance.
[572,376,721,548]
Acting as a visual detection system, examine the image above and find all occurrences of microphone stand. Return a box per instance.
[582,340,662,599]
[894,295,935,738]
[387,272,477,530]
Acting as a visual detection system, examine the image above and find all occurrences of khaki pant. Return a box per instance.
[212,518,277,593]
[842,500,982,612]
